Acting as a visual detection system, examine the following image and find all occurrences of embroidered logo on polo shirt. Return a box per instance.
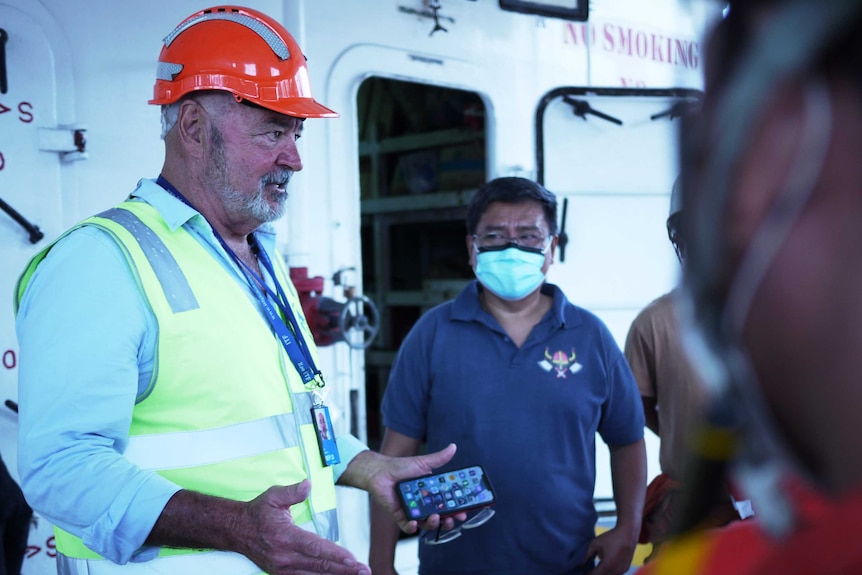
[538,347,583,378]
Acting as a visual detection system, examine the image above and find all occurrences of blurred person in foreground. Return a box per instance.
[637,0,862,573]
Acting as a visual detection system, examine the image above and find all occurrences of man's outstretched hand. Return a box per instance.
[339,443,466,534]
[150,480,371,575]
[240,480,371,574]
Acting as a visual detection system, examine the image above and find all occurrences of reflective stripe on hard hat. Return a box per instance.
[163,10,290,59]
[154,61,183,82]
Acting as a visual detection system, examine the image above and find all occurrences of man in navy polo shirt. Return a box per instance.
[369,177,646,575]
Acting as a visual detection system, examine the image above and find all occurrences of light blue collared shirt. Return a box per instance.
[15,178,366,564]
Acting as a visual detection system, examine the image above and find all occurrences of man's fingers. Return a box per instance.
[269,526,370,575]
[268,480,311,509]
[413,511,463,533]
[419,443,457,468]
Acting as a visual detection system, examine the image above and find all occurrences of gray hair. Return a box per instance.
[160,102,182,139]
[160,92,235,139]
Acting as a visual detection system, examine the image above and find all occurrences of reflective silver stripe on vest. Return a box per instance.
[57,549,262,575]
[96,208,199,314]
[313,507,340,543]
[55,512,339,575]
[124,394,314,470]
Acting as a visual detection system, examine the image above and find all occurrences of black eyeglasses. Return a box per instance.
[472,233,552,255]
[421,507,495,545]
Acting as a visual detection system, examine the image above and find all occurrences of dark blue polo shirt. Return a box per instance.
[382,281,644,575]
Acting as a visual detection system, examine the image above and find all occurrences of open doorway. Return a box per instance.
[357,77,487,450]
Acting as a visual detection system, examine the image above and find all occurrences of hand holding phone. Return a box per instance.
[396,464,496,521]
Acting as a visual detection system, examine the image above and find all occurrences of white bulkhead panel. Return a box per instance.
[0,2,78,570]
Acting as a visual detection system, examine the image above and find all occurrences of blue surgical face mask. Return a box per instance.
[474,246,546,301]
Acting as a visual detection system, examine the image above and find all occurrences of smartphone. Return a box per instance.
[397,464,496,521]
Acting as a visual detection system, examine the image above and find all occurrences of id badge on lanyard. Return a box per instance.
[312,403,340,466]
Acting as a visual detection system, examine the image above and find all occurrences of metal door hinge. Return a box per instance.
[38,127,88,162]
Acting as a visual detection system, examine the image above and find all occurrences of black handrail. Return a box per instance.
[0,196,44,244]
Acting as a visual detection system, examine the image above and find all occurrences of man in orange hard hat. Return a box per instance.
[15,6,459,575]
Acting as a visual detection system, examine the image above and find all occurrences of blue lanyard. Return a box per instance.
[155,176,324,391]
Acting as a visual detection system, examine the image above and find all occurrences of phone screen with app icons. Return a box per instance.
[397,464,496,521]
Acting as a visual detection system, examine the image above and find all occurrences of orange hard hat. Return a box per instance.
[149,5,338,118]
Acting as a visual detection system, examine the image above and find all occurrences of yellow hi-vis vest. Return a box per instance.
[15,199,338,575]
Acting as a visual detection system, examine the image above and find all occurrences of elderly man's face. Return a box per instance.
[198,94,305,227]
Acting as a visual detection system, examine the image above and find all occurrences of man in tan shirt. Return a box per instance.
[624,182,740,559]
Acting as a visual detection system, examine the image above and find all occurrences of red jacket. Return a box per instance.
[636,479,862,575]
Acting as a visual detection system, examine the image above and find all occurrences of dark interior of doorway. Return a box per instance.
[358,77,487,451]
